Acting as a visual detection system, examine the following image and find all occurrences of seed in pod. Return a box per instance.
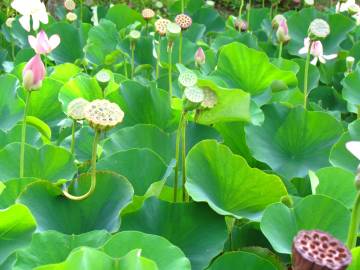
[142,8,155,20]
[292,230,352,270]
[201,88,218,109]
[184,86,205,103]
[166,22,182,41]
[175,14,193,30]
[178,71,198,88]
[84,99,124,131]
[155,18,171,36]
[129,30,141,41]
[308,19,330,41]
[67,98,90,121]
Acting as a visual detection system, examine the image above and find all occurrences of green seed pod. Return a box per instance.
[308,19,330,41]
[67,98,90,121]
[183,86,205,111]
[166,22,181,42]
[178,71,198,88]
[96,70,112,90]
[201,88,218,109]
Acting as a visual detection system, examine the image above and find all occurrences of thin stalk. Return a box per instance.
[168,43,173,104]
[278,42,283,59]
[63,129,101,200]
[173,111,185,202]
[358,106,360,119]
[70,120,76,155]
[181,0,185,13]
[19,91,31,178]
[10,31,15,61]
[131,43,135,78]
[123,55,128,78]
[239,0,244,18]
[156,36,161,81]
[80,0,83,21]
[262,0,265,8]
[347,191,360,249]
[181,112,188,202]
[179,32,183,64]
[246,0,251,32]
[303,40,312,109]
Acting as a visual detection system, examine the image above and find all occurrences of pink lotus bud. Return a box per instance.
[276,20,291,43]
[28,30,61,55]
[23,54,46,91]
[195,47,206,66]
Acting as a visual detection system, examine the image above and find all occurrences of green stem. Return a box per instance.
[278,42,283,59]
[246,0,251,32]
[174,111,185,202]
[358,106,360,119]
[168,43,173,104]
[347,191,360,249]
[262,0,265,8]
[123,55,128,78]
[274,3,278,16]
[70,120,76,155]
[63,129,101,200]
[80,0,83,22]
[179,32,183,64]
[10,30,15,61]
[19,91,31,178]
[131,44,135,79]
[239,0,244,18]
[303,40,312,109]
[181,112,188,202]
[156,36,161,81]
[181,0,185,13]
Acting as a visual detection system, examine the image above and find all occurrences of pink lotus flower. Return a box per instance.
[298,37,337,65]
[28,30,60,55]
[195,47,206,66]
[23,54,46,90]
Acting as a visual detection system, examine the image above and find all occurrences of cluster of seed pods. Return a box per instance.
[292,230,352,270]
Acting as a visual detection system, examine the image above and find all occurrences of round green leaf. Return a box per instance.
[0,178,37,209]
[260,195,351,254]
[342,64,360,106]
[121,197,228,270]
[18,172,134,234]
[102,231,191,270]
[0,143,76,182]
[105,4,144,29]
[13,230,111,270]
[49,63,82,84]
[245,103,343,179]
[186,140,288,221]
[0,124,42,149]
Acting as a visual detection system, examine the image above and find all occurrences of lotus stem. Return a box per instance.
[174,111,185,202]
[63,129,100,200]
[179,32,183,64]
[239,0,244,18]
[278,42,283,59]
[70,120,76,155]
[182,112,188,202]
[347,191,360,249]
[131,43,135,79]
[262,0,265,8]
[19,91,31,178]
[123,55,128,78]
[303,40,312,109]
[168,42,174,104]
[246,0,251,32]
[156,36,161,81]
[181,0,185,13]
[80,0,83,21]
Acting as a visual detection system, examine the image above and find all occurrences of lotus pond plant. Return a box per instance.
[1,0,360,269]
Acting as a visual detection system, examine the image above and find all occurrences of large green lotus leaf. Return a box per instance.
[0,124,42,149]
[85,19,119,66]
[46,22,90,63]
[58,74,103,111]
[18,172,134,234]
[208,251,277,270]
[0,74,24,130]
[13,230,111,270]
[121,197,228,270]
[186,140,287,221]
[192,7,225,33]
[349,247,360,270]
[212,42,297,96]
[61,126,94,162]
[0,204,36,264]
[287,8,355,56]
[21,78,65,127]
[35,248,158,270]
[260,195,350,254]
[330,119,360,172]
[245,103,343,179]
[292,58,320,93]
[105,4,144,29]
[50,63,82,83]
[97,149,168,196]
[342,64,360,105]
[0,143,76,182]
[315,167,357,209]
[102,124,174,164]
[195,79,251,125]
[119,36,156,67]
[0,178,37,209]
[102,231,191,270]
[107,81,174,131]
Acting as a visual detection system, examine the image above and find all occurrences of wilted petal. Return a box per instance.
[310,57,318,65]
[49,34,61,50]
[19,15,31,32]
[323,54,337,60]
[318,56,326,64]
[298,47,308,55]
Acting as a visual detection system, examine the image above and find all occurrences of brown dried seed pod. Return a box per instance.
[175,14,192,30]
[84,99,124,131]
[292,230,351,270]
[155,18,171,36]
[141,8,155,20]
[201,88,217,109]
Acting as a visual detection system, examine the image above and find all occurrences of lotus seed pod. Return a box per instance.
[129,30,141,41]
[272,14,286,29]
[67,98,90,120]
[304,0,314,6]
[292,230,351,270]
[155,1,163,9]
[178,71,198,88]
[349,4,360,15]
[5,17,15,28]
[175,14,193,30]
[96,70,112,89]
[155,18,171,36]
[84,99,124,131]
[166,22,181,41]
[308,19,330,41]
[346,56,355,73]
[205,0,215,7]
[201,88,217,109]
[141,8,155,20]
[64,0,76,11]
[66,12,78,22]
[184,86,205,103]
